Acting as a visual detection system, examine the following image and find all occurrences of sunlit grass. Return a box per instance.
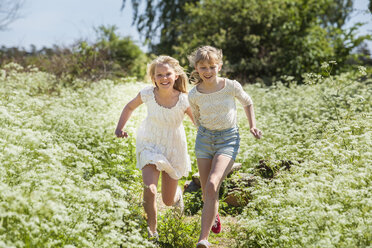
[1,63,371,247]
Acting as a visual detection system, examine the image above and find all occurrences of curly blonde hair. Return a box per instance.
[147,55,188,93]
[187,46,223,85]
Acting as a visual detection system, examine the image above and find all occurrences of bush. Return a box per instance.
[0,25,149,83]
[156,210,200,248]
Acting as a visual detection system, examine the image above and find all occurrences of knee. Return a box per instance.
[204,181,219,200]
[162,196,174,206]
[162,191,177,206]
[144,184,157,197]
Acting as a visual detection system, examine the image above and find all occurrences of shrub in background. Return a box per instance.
[0,25,149,83]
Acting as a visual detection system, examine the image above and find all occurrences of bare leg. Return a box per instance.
[161,171,179,206]
[142,164,160,233]
[197,158,213,202]
[198,155,235,242]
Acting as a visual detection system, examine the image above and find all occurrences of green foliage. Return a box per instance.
[156,210,200,248]
[1,63,371,247]
[121,0,199,54]
[173,0,370,83]
[233,66,371,247]
[183,190,203,216]
[0,64,152,247]
[0,25,148,83]
[319,0,353,28]
[123,0,371,84]
[94,25,148,78]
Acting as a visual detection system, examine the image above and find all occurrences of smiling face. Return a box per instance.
[195,59,222,84]
[154,63,179,90]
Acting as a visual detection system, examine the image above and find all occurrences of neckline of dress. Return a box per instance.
[152,87,181,110]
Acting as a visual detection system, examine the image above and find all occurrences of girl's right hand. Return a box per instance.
[250,127,263,139]
[115,129,128,138]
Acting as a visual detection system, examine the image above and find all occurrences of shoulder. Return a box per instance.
[179,91,188,101]
[188,86,198,99]
[221,78,239,95]
[141,85,155,93]
[226,78,244,92]
[224,78,241,88]
[140,85,155,102]
[179,92,190,108]
[179,91,188,98]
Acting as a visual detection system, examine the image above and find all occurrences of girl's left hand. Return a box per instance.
[250,128,263,139]
[115,129,129,138]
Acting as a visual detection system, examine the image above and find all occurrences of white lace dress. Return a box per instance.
[136,85,191,180]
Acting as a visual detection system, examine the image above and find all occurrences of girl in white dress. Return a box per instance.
[115,55,194,239]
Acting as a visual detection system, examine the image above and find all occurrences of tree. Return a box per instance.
[121,0,198,54]
[319,0,353,28]
[0,0,24,30]
[94,25,148,78]
[176,0,369,82]
[122,0,370,83]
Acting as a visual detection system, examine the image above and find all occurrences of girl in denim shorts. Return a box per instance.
[188,46,262,248]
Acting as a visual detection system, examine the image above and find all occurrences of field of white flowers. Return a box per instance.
[1,63,371,248]
[233,68,371,248]
[0,63,153,248]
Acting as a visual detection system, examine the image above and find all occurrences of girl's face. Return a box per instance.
[154,63,179,90]
[195,60,221,84]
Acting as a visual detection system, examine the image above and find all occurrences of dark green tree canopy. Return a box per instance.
[121,0,198,54]
[319,0,353,28]
[123,0,370,83]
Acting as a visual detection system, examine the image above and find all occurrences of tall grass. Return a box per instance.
[0,63,152,247]
[233,67,371,247]
[1,62,370,247]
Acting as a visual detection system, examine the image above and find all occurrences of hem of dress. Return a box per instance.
[137,158,189,180]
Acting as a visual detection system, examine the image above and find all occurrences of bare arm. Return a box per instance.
[243,104,262,139]
[115,93,143,138]
[185,106,196,126]
[188,97,200,127]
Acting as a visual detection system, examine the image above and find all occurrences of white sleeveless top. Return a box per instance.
[136,85,191,180]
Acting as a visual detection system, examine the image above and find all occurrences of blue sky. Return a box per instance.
[0,0,142,49]
[1,0,371,52]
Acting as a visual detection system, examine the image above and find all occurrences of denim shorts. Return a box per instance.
[195,126,240,160]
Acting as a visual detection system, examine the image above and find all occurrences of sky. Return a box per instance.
[0,0,143,50]
[0,0,371,52]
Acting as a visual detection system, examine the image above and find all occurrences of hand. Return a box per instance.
[250,127,263,139]
[115,129,128,138]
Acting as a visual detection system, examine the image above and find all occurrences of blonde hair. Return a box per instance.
[187,46,223,85]
[147,55,188,93]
